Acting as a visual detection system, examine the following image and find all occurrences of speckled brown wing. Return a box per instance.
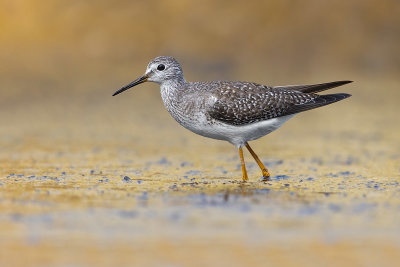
[207,81,350,126]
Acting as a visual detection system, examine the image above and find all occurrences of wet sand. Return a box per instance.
[0,79,399,266]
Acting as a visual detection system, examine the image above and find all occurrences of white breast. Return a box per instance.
[182,113,294,147]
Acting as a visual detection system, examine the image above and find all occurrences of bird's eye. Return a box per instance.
[157,64,165,71]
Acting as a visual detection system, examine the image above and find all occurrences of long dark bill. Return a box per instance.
[112,75,148,96]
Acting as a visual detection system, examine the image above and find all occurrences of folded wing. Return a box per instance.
[208,81,351,126]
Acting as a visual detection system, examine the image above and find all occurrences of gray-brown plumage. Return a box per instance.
[113,56,352,181]
[207,81,351,126]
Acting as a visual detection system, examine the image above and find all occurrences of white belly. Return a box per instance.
[181,114,294,147]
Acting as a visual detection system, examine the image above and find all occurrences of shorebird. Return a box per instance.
[113,56,351,181]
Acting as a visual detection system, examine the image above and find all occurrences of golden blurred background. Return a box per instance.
[1,0,400,266]
[1,0,399,94]
[1,0,399,145]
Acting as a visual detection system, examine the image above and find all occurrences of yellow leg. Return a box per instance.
[245,142,271,180]
[238,147,248,182]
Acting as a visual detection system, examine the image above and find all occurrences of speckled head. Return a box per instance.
[146,56,184,84]
[112,56,185,96]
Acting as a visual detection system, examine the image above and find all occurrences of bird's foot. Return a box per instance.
[259,176,270,182]
[259,169,271,182]
[260,169,271,181]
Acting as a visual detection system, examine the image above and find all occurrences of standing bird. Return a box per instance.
[113,56,351,181]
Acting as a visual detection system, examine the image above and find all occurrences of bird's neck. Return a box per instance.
[159,77,187,115]
[160,77,187,94]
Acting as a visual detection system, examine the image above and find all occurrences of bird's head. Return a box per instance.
[113,56,184,96]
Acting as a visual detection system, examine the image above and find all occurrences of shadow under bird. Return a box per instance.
[113,56,351,181]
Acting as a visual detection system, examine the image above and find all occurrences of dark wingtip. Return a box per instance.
[342,93,352,98]
[338,80,353,85]
[322,93,352,102]
[275,80,354,94]
[327,80,353,87]
[336,93,352,99]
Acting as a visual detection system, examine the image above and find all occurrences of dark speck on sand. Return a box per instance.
[123,176,132,183]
